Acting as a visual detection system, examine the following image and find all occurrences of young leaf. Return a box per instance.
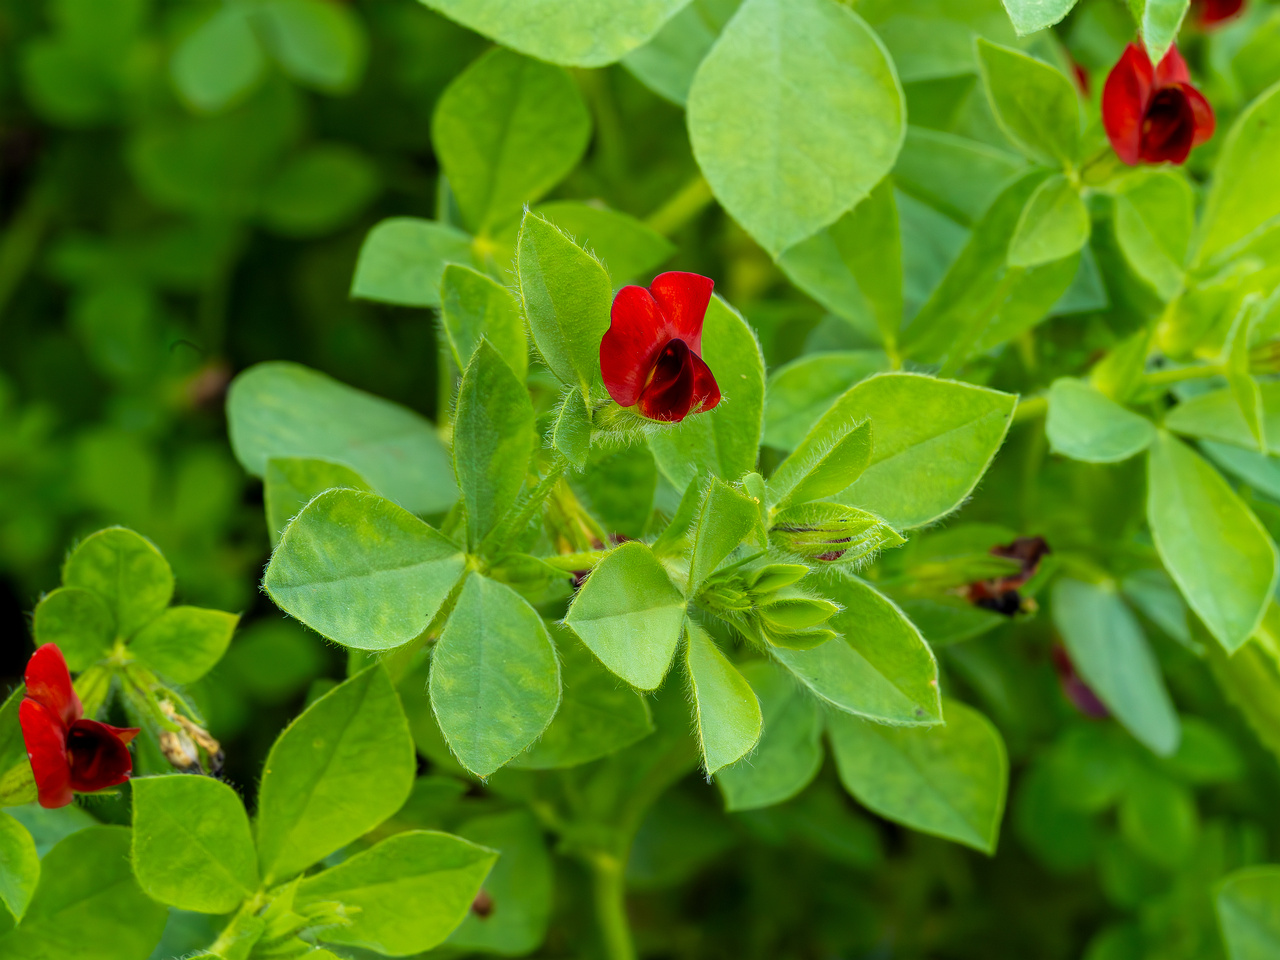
[297,831,497,955]
[1131,0,1191,64]
[767,418,872,510]
[256,666,416,884]
[350,217,474,309]
[828,699,1008,853]
[1224,295,1269,453]
[128,607,238,685]
[975,39,1081,167]
[454,340,537,550]
[1007,174,1089,268]
[764,351,890,451]
[1052,579,1180,756]
[715,660,822,811]
[688,478,761,593]
[132,774,258,913]
[421,0,691,67]
[771,574,942,725]
[227,361,457,515]
[552,387,592,470]
[1147,432,1278,653]
[265,489,465,651]
[685,622,763,775]
[1114,169,1193,301]
[0,811,38,922]
[62,527,173,640]
[264,456,371,546]
[429,574,561,777]
[515,212,612,398]
[563,541,687,690]
[512,627,654,769]
[31,588,114,671]
[440,264,527,378]
[1046,377,1156,463]
[0,827,168,960]
[1165,383,1280,454]
[687,0,904,256]
[1001,0,1077,35]
[1217,865,1280,960]
[432,48,590,234]
[649,296,765,488]
[817,373,1016,530]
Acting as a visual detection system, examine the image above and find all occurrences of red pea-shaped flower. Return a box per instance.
[600,271,721,423]
[19,644,139,808]
[1194,0,1244,26]
[1102,42,1215,166]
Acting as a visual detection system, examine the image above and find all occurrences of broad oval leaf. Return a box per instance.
[976,38,1081,167]
[1147,432,1278,653]
[1114,169,1193,301]
[131,774,258,913]
[32,588,114,671]
[1046,377,1156,463]
[264,457,372,546]
[1165,383,1280,454]
[264,489,466,651]
[1007,174,1089,268]
[687,0,905,256]
[0,812,38,922]
[62,527,173,640]
[685,622,763,775]
[256,665,416,884]
[763,350,890,450]
[828,698,1008,853]
[227,361,457,515]
[128,606,239,684]
[350,217,474,310]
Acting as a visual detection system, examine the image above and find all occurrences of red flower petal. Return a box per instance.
[1103,43,1155,166]
[1180,81,1216,145]
[1154,44,1191,86]
[24,644,82,727]
[1139,86,1199,163]
[1197,0,1244,26]
[688,350,721,416]
[635,340,721,422]
[66,719,134,793]
[648,272,714,355]
[19,699,73,809]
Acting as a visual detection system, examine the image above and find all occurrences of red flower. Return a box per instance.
[1194,0,1244,26]
[1102,43,1215,166]
[1051,645,1109,719]
[600,272,721,423]
[19,644,138,808]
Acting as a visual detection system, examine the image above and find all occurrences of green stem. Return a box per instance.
[645,174,714,237]
[542,549,610,571]
[485,455,569,555]
[589,852,637,960]
[1011,394,1048,424]
[1143,363,1222,389]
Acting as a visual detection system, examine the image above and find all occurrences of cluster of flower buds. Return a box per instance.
[699,561,840,650]
[769,502,904,566]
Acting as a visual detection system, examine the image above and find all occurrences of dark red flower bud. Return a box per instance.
[600,272,721,423]
[1051,645,1110,719]
[966,536,1051,616]
[1102,43,1215,166]
[1193,0,1244,27]
[18,644,138,808]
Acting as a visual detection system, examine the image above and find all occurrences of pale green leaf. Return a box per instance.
[440,264,526,378]
[1046,377,1156,463]
[350,217,474,309]
[264,456,371,547]
[62,527,173,640]
[129,606,238,684]
[170,4,265,113]
[1130,0,1190,64]
[31,588,114,671]
[1007,174,1089,268]
[257,0,367,93]
[1001,0,1077,35]
[688,478,761,593]
[685,622,762,775]
[976,38,1081,167]
[0,812,38,921]
[1114,169,1193,301]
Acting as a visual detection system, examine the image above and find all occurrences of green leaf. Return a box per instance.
[256,0,367,93]
[515,211,612,398]
[1208,632,1280,767]
[894,127,1026,227]
[1202,441,1280,502]
[128,607,239,684]
[552,387,592,471]
[1007,174,1089,268]
[298,830,496,955]
[62,527,173,640]
[131,774,258,913]
[1118,771,1197,867]
[256,665,416,884]
[649,296,765,487]
[1114,169,1193,301]
[903,172,1080,372]
[0,688,35,807]
[0,826,168,960]
[264,457,371,547]
[531,200,676,284]
[513,627,654,769]
[688,478,761,593]
[1052,579,1180,756]
[454,341,536,550]
[687,0,904,256]
[1129,0,1190,64]
[1218,865,1280,960]
[264,489,466,651]
[828,699,1008,853]
[685,622,762,775]
[976,38,1081,167]
[1194,82,1280,268]
[350,217,475,309]
[1046,377,1156,463]
[772,574,941,725]
[227,361,457,515]
[816,373,1016,530]
[1147,432,1278,653]
[622,0,741,105]
[447,811,553,954]
[777,180,903,347]
[1165,383,1280,455]
[0,811,38,921]
[564,541,686,690]
[31,587,114,671]
[170,4,266,114]
[1001,0,1077,35]
[767,418,872,510]
[258,143,378,238]
[429,574,561,777]
[440,264,527,379]
[715,660,822,811]
[421,0,692,67]
[763,351,889,451]
[432,48,590,234]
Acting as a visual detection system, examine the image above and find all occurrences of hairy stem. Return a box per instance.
[589,852,637,960]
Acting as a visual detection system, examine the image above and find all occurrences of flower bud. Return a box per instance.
[770,503,902,564]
